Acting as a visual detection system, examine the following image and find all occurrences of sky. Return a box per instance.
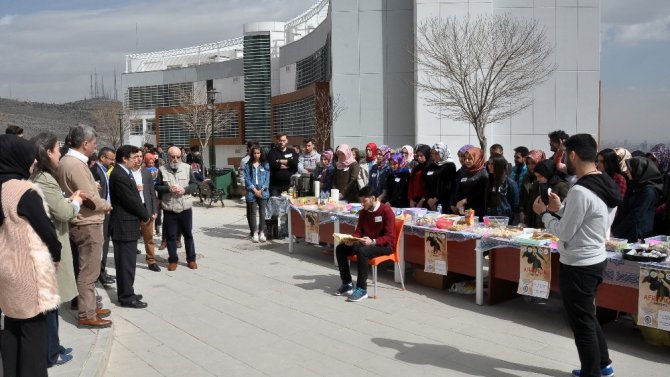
[0,0,668,142]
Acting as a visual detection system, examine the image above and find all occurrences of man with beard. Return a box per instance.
[533,134,621,377]
[155,146,198,271]
[267,133,298,196]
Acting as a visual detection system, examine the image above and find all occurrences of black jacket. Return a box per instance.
[140,167,159,216]
[90,163,109,201]
[385,170,410,208]
[267,147,298,190]
[423,162,457,211]
[456,169,488,220]
[109,166,150,242]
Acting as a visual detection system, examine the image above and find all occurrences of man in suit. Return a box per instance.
[131,150,160,272]
[91,147,116,287]
[109,145,151,308]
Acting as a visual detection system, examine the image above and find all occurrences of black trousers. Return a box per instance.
[335,243,392,290]
[164,209,196,263]
[246,197,267,235]
[101,213,111,275]
[559,261,611,377]
[113,240,138,304]
[1,313,48,377]
[45,309,60,365]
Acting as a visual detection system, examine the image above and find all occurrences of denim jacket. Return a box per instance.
[244,162,270,201]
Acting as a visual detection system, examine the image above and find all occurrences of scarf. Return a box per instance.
[626,157,664,195]
[336,144,357,170]
[465,147,485,174]
[391,153,410,174]
[365,143,378,163]
[648,143,670,174]
[319,150,333,181]
[432,142,453,165]
[614,147,632,173]
[414,144,433,170]
[377,145,391,169]
[459,144,475,156]
[0,135,37,226]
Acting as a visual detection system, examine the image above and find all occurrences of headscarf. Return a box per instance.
[414,144,433,170]
[401,145,414,160]
[365,142,377,163]
[526,149,546,166]
[465,147,485,174]
[0,135,37,226]
[335,144,357,170]
[458,144,475,156]
[432,142,454,165]
[614,147,632,173]
[533,159,563,186]
[319,150,333,181]
[648,143,670,174]
[144,153,156,166]
[390,153,410,173]
[626,157,664,195]
[377,145,392,169]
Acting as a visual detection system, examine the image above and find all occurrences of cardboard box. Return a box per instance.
[414,268,449,290]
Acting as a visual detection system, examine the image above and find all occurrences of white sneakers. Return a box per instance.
[252,232,266,243]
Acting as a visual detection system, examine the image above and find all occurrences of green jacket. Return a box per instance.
[31,171,79,303]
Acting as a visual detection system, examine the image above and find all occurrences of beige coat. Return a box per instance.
[0,180,59,319]
[56,154,108,225]
[32,171,79,303]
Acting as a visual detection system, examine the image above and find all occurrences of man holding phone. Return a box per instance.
[532,134,621,377]
[156,146,199,271]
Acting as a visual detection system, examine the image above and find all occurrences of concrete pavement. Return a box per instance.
[95,199,669,377]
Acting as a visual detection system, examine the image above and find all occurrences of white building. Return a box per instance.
[122,0,600,167]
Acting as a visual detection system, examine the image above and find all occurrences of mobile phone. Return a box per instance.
[540,183,549,205]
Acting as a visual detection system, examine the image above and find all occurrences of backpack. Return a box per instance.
[357,164,370,189]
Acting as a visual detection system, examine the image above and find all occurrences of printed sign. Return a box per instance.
[637,266,670,331]
[424,231,448,275]
[304,211,319,245]
[517,246,551,299]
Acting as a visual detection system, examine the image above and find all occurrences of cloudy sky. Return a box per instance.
[1,0,668,142]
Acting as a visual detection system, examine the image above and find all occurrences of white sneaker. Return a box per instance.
[259,232,266,242]
[252,233,259,243]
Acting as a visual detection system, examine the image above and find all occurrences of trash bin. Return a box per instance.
[211,168,233,197]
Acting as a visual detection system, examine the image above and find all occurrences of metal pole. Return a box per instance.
[118,115,123,146]
[210,105,216,173]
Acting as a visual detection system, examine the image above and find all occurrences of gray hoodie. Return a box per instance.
[542,178,618,266]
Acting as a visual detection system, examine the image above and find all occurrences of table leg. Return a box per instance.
[333,220,340,267]
[475,239,484,306]
[395,232,404,283]
[288,207,293,253]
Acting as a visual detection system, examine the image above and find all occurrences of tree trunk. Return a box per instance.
[474,122,488,159]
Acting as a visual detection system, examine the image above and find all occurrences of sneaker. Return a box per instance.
[347,287,368,302]
[48,353,73,368]
[259,232,266,242]
[334,283,354,296]
[252,233,259,243]
[572,364,614,377]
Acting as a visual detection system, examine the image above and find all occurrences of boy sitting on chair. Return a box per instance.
[335,186,396,302]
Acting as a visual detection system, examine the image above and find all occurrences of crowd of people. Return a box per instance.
[242,131,670,243]
[0,125,199,377]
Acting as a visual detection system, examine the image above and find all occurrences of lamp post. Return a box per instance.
[117,112,124,147]
[207,89,219,175]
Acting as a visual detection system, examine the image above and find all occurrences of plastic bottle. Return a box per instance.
[436,204,443,214]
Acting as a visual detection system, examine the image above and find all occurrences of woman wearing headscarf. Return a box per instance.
[401,145,415,170]
[384,153,411,208]
[614,147,632,175]
[30,132,83,367]
[597,148,627,199]
[332,144,361,202]
[519,149,546,227]
[611,157,662,242]
[484,156,519,222]
[407,144,432,208]
[423,143,457,213]
[369,145,391,199]
[449,144,475,213]
[454,147,488,220]
[0,135,61,377]
[647,143,670,235]
[313,150,335,194]
[364,142,377,172]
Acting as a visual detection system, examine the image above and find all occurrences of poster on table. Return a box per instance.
[517,245,551,299]
[304,211,320,244]
[637,266,670,331]
[424,231,448,275]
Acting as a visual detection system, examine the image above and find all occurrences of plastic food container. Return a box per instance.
[483,216,509,228]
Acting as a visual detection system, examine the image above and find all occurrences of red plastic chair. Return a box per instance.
[349,218,405,298]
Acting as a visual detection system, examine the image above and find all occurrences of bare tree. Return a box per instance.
[415,14,555,154]
[313,92,345,152]
[174,87,236,168]
[90,101,130,149]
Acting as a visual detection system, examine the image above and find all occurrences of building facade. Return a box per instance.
[122,0,600,167]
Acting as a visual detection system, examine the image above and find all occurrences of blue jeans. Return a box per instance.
[164,209,196,263]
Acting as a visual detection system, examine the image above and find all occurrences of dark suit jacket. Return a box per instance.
[90,163,109,201]
[140,167,159,216]
[109,165,150,242]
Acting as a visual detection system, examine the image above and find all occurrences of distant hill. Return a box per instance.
[0,97,122,141]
